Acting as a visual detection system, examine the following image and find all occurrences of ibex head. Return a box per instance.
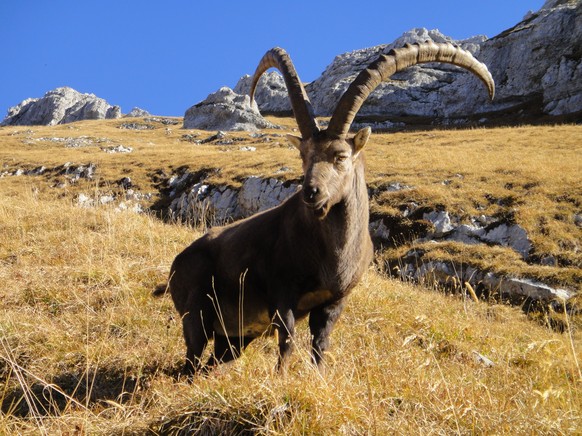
[250,42,494,219]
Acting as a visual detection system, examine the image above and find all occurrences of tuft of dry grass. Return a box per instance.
[0,184,580,434]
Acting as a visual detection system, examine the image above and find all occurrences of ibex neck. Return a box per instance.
[317,158,369,246]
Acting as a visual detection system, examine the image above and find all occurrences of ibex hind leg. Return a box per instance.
[274,307,296,371]
[169,244,215,376]
[181,305,214,376]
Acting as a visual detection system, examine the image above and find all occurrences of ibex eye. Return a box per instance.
[335,154,348,164]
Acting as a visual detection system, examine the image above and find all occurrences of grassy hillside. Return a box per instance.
[0,119,580,433]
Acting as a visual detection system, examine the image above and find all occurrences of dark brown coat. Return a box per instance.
[168,131,373,374]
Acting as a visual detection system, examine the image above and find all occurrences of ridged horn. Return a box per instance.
[250,47,320,139]
[326,41,495,139]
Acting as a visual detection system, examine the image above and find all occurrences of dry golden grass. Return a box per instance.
[0,119,581,434]
[0,192,580,434]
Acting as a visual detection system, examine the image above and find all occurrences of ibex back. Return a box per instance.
[159,42,494,375]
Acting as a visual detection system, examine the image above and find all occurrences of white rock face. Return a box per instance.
[238,177,299,214]
[309,28,488,119]
[480,223,532,259]
[399,256,574,302]
[183,87,279,131]
[1,87,122,126]
[423,210,455,236]
[452,0,582,120]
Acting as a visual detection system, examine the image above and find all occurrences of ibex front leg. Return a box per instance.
[273,306,295,371]
[309,299,345,368]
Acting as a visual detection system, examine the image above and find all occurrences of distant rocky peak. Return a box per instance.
[1,86,122,126]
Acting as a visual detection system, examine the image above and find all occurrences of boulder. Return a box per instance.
[234,72,292,113]
[183,87,279,131]
[1,87,122,126]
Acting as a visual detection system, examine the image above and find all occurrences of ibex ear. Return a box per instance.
[286,134,303,150]
[353,127,371,156]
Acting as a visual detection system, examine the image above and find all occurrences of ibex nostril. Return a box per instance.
[304,186,319,202]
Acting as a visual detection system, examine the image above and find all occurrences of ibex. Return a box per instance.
[160,41,494,375]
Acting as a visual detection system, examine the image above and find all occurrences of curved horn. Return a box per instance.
[327,41,495,139]
[250,47,320,139]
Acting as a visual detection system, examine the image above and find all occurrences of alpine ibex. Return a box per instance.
[160,41,494,375]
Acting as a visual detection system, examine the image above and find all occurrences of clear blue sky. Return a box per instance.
[1,0,545,117]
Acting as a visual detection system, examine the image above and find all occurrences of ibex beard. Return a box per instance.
[157,41,494,376]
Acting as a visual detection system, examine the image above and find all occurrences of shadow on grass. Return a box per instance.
[0,363,182,417]
[151,400,292,436]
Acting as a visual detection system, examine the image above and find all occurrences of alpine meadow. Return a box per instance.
[0,117,580,434]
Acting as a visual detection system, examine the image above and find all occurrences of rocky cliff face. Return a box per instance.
[242,0,581,126]
[471,0,582,121]
[1,87,122,126]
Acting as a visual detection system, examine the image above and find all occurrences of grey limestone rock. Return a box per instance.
[2,87,122,126]
[308,28,489,120]
[446,0,582,120]
[399,253,574,303]
[234,72,292,113]
[125,107,151,117]
[183,87,279,131]
[168,174,299,224]
[238,177,299,215]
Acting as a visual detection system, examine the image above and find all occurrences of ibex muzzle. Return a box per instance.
[159,42,494,375]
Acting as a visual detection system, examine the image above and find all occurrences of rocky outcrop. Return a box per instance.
[183,87,279,131]
[470,0,582,120]
[234,72,292,114]
[236,1,581,126]
[166,172,299,223]
[125,107,151,117]
[397,249,574,303]
[307,28,491,122]
[417,211,533,259]
[6,159,575,305]
[1,87,122,126]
